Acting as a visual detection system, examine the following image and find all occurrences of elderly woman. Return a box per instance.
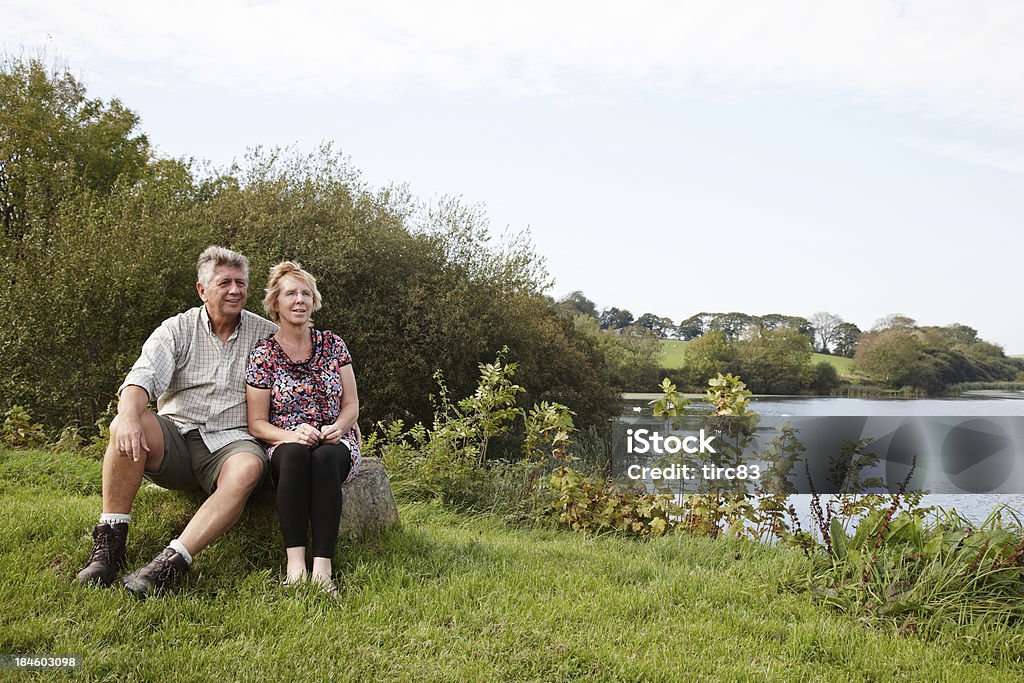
[245,261,360,595]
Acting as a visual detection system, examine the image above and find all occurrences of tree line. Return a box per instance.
[0,57,620,434]
[556,292,861,356]
[554,294,1023,395]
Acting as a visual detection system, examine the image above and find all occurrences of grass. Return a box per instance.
[658,340,855,378]
[3,447,1024,681]
[659,339,690,368]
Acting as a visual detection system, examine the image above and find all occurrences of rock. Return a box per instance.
[338,457,401,540]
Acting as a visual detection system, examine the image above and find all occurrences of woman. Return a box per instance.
[245,261,360,595]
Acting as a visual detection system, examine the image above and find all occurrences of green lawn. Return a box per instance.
[658,339,855,378]
[2,447,1022,681]
[659,339,690,368]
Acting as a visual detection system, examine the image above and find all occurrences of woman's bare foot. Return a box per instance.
[311,556,337,596]
[285,547,308,585]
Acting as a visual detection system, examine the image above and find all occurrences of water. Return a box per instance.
[617,393,1024,528]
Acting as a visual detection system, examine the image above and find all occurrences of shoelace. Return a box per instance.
[151,552,182,585]
[87,534,112,564]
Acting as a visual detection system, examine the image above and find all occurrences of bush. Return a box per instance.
[806,361,841,394]
[0,406,47,448]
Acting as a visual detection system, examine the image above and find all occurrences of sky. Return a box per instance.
[3,1,1023,352]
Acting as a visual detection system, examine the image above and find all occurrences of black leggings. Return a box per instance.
[271,442,352,558]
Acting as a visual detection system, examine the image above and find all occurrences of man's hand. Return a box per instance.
[284,423,321,447]
[116,414,150,463]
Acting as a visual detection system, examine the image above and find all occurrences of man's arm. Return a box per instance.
[115,316,183,461]
[114,385,152,462]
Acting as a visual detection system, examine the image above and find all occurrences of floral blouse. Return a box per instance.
[245,329,360,483]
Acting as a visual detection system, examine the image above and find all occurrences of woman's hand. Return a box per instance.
[319,423,344,445]
[284,422,322,446]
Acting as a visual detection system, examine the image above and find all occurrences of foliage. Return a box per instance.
[554,290,597,317]
[0,58,620,433]
[0,56,150,238]
[805,361,841,394]
[806,503,1024,635]
[680,330,733,387]
[373,351,557,510]
[598,306,634,330]
[854,323,1023,393]
[0,405,47,448]
[733,327,813,394]
[374,352,680,538]
[853,328,926,388]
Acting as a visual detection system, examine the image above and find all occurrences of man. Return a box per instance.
[77,246,278,598]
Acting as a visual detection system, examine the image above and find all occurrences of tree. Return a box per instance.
[682,331,733,388]
[635,312,675,338]
[945,323,979,345]
[677,312,714,340]
[832,322,862,358]
[757,314,789,331]
[1,57,150,240]
[733,327,813,394]
[657,316,678,339]
[806,361,841,394]
[854,329,923,387]
[556,290,597,318]
[809,311,844,354]
[709,312,753,342]
[872,313,917,331]
[599,306,634,330]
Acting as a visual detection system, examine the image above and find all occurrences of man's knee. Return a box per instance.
[217,453,266,493]
[106,412,164,466]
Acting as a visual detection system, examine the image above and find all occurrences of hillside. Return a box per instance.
[658,339,855,377]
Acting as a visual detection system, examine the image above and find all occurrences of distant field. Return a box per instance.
[658,339,855,377]
[659,339,690,368]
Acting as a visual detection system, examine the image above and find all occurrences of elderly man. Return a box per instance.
[77,246,278,598]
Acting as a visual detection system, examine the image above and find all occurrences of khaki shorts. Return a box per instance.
[145,414,268,495]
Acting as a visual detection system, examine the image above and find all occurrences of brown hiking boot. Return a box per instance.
[76,523,128,586]
[122,547,189,599]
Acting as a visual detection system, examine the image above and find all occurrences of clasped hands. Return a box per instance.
[288,421,359,447]
[289,422,340,446]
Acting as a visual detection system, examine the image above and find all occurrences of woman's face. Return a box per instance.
[275,274,314,326]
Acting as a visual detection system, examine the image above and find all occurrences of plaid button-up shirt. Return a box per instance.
[120,305,278,452]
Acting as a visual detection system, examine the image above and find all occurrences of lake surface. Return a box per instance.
[616,393,1024,527]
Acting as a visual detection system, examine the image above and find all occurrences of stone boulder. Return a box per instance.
[338,457,401,539]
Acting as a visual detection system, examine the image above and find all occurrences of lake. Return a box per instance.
[616,392,1024,527]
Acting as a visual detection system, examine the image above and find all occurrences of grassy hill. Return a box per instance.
[658,339,855,377]
[2,446,1023,680]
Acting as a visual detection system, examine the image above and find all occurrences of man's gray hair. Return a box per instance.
[196,246,250,287]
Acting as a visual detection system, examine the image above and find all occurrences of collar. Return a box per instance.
[201,305,243,338]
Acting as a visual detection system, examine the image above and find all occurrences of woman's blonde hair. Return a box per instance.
[263,261,323,324]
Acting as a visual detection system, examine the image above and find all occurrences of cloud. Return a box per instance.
[899,136,1024,173]
[3,0,1024,127]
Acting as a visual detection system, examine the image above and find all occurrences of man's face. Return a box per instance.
[197,265,248,320]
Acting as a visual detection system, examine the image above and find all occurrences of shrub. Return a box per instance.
[1,406,47,448]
